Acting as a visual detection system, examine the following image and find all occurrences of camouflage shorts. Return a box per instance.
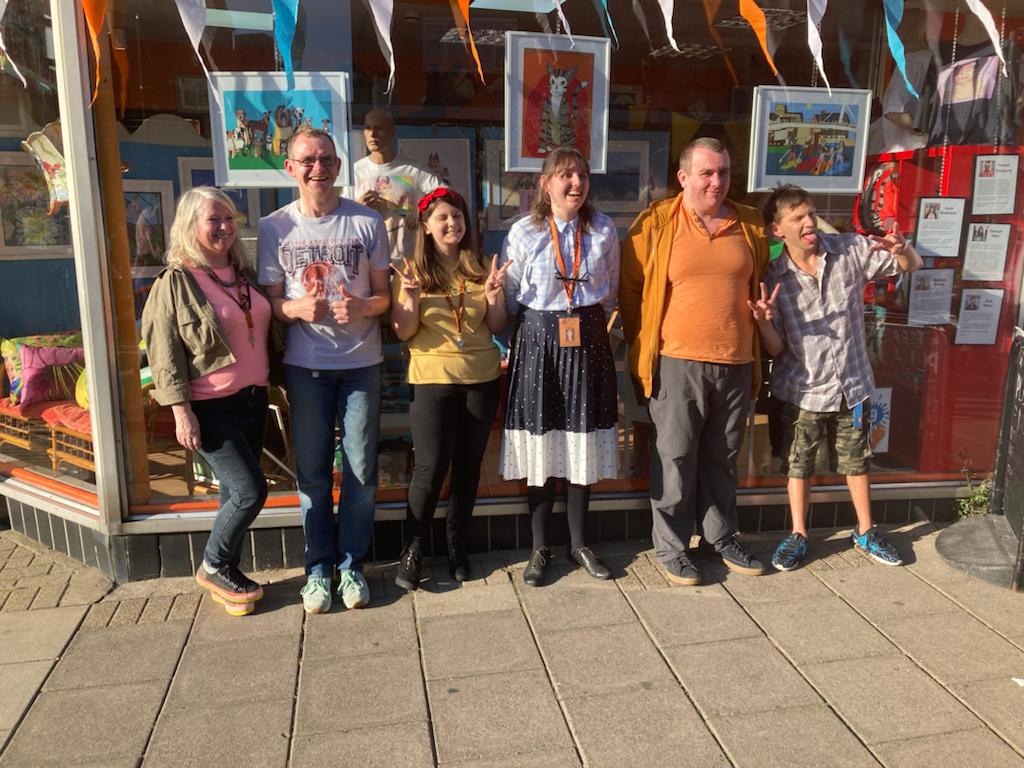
[779,400,871,479]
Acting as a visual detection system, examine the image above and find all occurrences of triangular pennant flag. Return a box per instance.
[593,0,619,49]
[81,0,109,104]
[271,0,299,92]
[837,24,860,88]
[882,0,919,99]
[965,0,1008,76]
[448,0,485,83]
[702,0,739,85]
[657,0,679,51]
[365,0,396,94]
[739,0,778,76]
[174,0,220,114]
[0,0,27,88]
[630,0,653,48]
[806,0,831,94]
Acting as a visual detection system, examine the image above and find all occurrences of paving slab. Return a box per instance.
[441,750,581,767]
[138,595,174,623]
[710,704,879,768]
[804,654,979,745]
[167,592,202,621]
[291,720,433,768]
[627,585,762,648]
[745,596,898,665]
[428,669,572,764]
[1,588,36,612]
[108,597,147,626]
[722,567,835,604]
[518,585,635,634]
[563,685,728,768]
[0,680,165,767]
[189,584,302,644]
[625,553,671,590]
[294,652,425,735]
[815,566,958,620]
[539,622,674,699]
[415,582,519,619]
[162,632,300,712]
[44,620,190,691]
[663,636,820,717]
[420,609,542,681]
[878,610,1024,685]
[80,601,118,629]
[0,605,86,663]
[952,677,1024,752]
[144,695,292,768]
[0,660,51,731]
[58,569,113,607]
[927,577,1024,645]
[303,596,417,660]
[872,727,1024,768]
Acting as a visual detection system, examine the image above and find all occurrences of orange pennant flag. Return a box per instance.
[702,0,739,86]
[448,0,485,84]
[739,0,778,76]
[81,0,109,104]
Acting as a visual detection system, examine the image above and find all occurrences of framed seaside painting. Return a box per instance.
[504,32,611,173]
[0,151,72,259]
[747,86,871,193]
[176,156,261,235]
[208,71,352,188]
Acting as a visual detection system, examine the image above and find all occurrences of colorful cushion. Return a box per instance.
[75,368,89,409]
[0,331,83,403]
[44,403,92,434]
[18,345,85,409]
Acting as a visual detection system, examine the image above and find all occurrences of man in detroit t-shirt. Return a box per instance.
[258,126,390,615]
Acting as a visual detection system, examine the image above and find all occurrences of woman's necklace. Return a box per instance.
[443,279,467,351]
[203,264,255,348]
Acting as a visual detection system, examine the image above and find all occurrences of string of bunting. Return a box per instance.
[365,0,396,94]
[0,0,27,88]
[807,0,832,93]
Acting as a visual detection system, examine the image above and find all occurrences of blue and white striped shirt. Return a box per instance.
[500,212,620,315]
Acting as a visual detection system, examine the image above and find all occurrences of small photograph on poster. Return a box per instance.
[868,388,892,454]
[914,197,965,258]
[908,268,954,325]
[955,288,1004,345]
[971,154,1019,215]
[962,222,1010,281]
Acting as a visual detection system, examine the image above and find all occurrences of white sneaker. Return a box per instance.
[337,569,369,609]
[300,575,332,614]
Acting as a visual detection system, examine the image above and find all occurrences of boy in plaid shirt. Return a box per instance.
[750,185,923,570]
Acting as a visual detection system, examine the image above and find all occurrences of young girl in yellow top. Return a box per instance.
[390,187,510,589]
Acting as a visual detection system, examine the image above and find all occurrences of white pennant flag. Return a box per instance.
[552,0,575,45]
[365,0,396,93]
[657,0,680,51]
[174,0,217,106]
[806,0,831,94]
[0,0,27,88]
[964,0,1008,76]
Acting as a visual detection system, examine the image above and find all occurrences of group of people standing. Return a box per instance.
[142,119,922,617]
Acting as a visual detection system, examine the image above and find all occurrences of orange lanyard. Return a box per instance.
[443,280,466,349]
[549,217,581,312]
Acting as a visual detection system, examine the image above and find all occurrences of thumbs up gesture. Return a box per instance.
[331,283,366,324]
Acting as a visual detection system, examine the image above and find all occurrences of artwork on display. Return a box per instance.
[123,179,174,276]
[396,137,474,215]
[971,154,1019,215]
[868,387,892,454]
[962,222,1010,281]
[913,197,966,259]
[0,151,72,258]
[747,86,872,193]
[955,288,1004,345]
[907,268,955,326]
[207,71,351,188]
[176,157,261,235]
[504,32,611,173]
[21,121,69,216]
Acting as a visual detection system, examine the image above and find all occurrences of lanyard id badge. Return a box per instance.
[558,315,581,347]
[550,217,582,348]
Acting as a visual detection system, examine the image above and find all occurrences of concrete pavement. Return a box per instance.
[1,520,1024,767]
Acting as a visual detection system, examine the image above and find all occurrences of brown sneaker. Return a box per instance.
[716,536,766,576]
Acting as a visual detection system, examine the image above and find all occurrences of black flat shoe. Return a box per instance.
[569,546,611,580]
[395,546,421,591]
[448,540,471,582]
[523,547,550,587]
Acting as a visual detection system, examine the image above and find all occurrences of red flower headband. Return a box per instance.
[417,186,464,217]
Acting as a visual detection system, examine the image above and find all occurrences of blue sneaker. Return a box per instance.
[771,532,808,572]
[852,527,903,566]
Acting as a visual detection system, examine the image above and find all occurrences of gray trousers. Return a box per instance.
[648,356,752,565]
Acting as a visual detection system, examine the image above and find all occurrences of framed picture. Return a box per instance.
[123,179,174,275]
[504,32,611,173]
[0,151,72,258]
[971,154,1019,215]
[747,86,872,193]
[208,71,352,188]
[176,156,261,235]
[397,137,474,216]
[913,197,966,259]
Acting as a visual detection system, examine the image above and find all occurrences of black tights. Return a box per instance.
[527,479,591,552]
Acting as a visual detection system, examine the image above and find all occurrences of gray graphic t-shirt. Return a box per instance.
[258,199,389,370]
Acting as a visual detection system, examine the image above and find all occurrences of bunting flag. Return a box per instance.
[81,0,109,104]
[112,45,129,117]
[806,0,831,93]
[552,0,574,44]
[592,0,619,48]
[448,0,485,83]
[271,0,299,92]
[882,0,920,99]
[965,0,1008,76]
[837,25,859,88]
[702,0,739,85]
[630,0,653,48]
[739,0,778,76]
[657,0,679,51]
[174,0,219,112]
[0,0,26,88]
[365,0,396,93]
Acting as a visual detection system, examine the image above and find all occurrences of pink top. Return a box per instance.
[188,266,271,401]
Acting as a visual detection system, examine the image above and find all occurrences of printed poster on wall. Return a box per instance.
[908,268,955,326]
[955,288,1004,345]
[962,222,1010,281]
[914,197,965,259]
[971,154,1019,215]
[868,388,892,454]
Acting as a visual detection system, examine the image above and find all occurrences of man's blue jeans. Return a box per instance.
[284,363,381,577]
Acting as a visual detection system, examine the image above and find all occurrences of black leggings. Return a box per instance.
[406,379,500,547]
[528,479,591,552]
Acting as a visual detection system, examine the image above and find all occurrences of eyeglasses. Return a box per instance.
[289,156,338,168]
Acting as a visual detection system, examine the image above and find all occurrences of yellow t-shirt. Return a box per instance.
[393,279,501,385]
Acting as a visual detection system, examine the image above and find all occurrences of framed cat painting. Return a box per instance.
[504,32,611,174]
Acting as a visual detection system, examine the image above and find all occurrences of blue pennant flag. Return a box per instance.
[272,0,299,92]
[882,0,919,99]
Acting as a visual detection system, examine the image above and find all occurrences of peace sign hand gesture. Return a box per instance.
[867,221,908,255]
[484,255,512,305]
[747,281,780,323]
[389,257,421,298]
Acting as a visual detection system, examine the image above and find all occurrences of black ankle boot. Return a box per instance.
[448,539,471,582]
[395,545,421,591]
